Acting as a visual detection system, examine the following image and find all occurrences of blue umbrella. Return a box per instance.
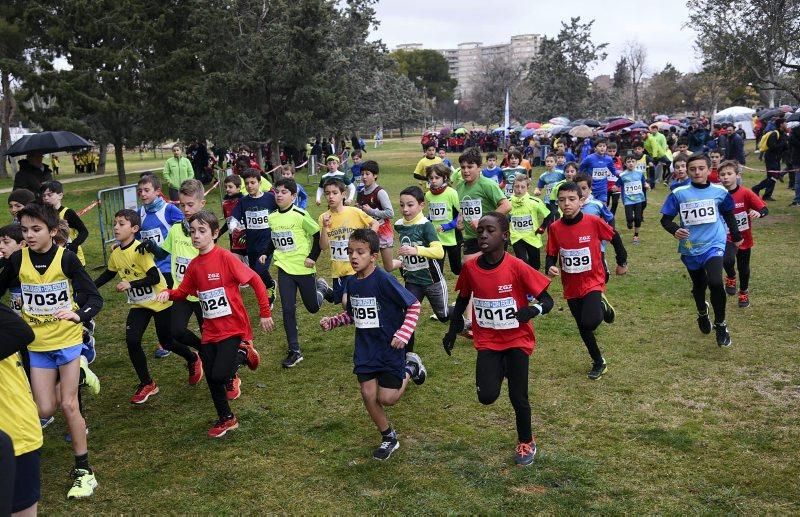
[520,128,535,138]
[629,121,649,130]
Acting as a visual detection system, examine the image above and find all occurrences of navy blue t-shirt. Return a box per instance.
[231,192,278,255]
[346,267,418,380]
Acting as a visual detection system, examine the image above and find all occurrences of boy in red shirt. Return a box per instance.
[221,175,248,264]
[708,149,722,184]
[718,160,768,308]
[158,211,274,438]
[546,183,628,380]
[442,212,553,466]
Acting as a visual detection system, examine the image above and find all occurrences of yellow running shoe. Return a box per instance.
[67,468,97,499]
[80,356,100,396]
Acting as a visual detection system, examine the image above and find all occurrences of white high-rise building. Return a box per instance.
[395,34,542,96]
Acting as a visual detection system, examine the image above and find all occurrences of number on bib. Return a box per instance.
[10,291,23,315]
[175,256,191,283]
[428,202,448,221]
[560,247,592,273]
[592,168,608,180]
[734,211,749,231]
[127,285,156,304]
[272,230,296,252]
[623,182,643,196]
[140,228,163,246]
[330,239,349,262]
[245,209,270,230]
[461,199,482,221]
[473,297,519,330]
[351,297,379,328]
[21,281,71,316]
[402,254,428,272]
[198,287,232,319]
[543,183,554,200]
[679,199,717,226]
[511,215,534,232]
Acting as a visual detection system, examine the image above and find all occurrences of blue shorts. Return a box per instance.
[681,247,725,271]
[333,275,354,305]
[12,449,41,513]
[28,343,83,369]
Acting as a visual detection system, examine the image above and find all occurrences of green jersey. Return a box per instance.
[550,179,567,202]
[161,222,198,301]
[424,186,460,246]
[456,176,507,239]
[394,214,443,286]
[267,206,320,275]
[509,193,550,247]
[502,166,528,198]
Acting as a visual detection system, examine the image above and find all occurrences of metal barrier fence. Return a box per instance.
[96,184,139,266]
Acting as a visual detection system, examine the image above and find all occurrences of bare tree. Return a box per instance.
[469,55,525,126]
[623,40,648,118]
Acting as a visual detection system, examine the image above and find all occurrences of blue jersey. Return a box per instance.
[579,153,618,203]
[564,150,577,163]
[346,267,418,380]
[537,170,565,200]
[481,166,504,184]
[139,202,184,274]
[442,158,452,168]
[670,178,690,191]
[294,183,308,209]
[581,195,614,252]
[231,191,278,255]
[661,183,733,256]
[617,171,647,205]
[351,162,362,181]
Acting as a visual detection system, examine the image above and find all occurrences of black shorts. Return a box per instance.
[357,371,403,389]
[463,238,480,256]
[13,449,40,513]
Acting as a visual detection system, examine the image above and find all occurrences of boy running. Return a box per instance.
[442,212,553,466]
[616,154,651,244]
[502,149,528,198]
[533,154,564,207]
[357,160,395,270]
[220,175,248,264]
[509,176,550,271]
[40,181,89,266]
[316,156,355,206]
[280,164,308,208]
[320,229,425,461]
[413,144,442,187]
[578,138,618,204]
[481,152,504,184]
[660,153,743,347]
[670,153,690,191]
[425,163,461,276]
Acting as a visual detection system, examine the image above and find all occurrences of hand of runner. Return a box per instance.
[260,317,274,332]
[390,337,405,349]
[674,228,690,240]
[304,258,315,268]
[442,331,457,356]
[156,291,171,302]
[54,309,80,322]
[547,266,560,277]
[748,209,761,219]
[116,281,131,292]
[616,264,628,276]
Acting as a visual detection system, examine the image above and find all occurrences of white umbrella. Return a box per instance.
[714,106,756,123]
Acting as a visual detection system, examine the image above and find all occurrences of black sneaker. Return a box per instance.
[373,437,399,460]
[267,281,277,311]
[514,440,537,466]
[405,352,426,385]
[316,277,334,304]
[697,301,712,334]
[715,322,732,348]
[281,351,304,368]
[600,294,615,324]
[588,360,607,380]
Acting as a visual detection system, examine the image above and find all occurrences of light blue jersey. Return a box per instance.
[661,183,733,256]
[617,170,647,205]
[139,201,184,274]
[581,195,615,252]
[537,170,565,200]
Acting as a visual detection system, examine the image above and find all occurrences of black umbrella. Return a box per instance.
[5,131,92,157]
[757,108,783,120]
[787,112,800,122]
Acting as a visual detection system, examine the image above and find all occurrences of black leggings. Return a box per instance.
[624,202,644,229]
[566,291,604,365]
[723,244,752,292]
[608,191,620,218]
[198,337,245,419]
[438,244,462,276]
[0,430,13,516]
[511,240,541,271]
[126,307,194,384]
[475,348,531,442]
[170,299,204,350]
[277,269,323,352]
[687,256,726,324]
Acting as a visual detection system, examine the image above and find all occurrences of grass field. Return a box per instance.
[31,139,800,513]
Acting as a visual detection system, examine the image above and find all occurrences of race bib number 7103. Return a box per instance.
[680,199,717,226]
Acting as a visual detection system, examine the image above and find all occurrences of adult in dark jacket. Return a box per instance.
[11,153,53,195]
[725,127,746,166]
[752,118,788,201]
[789,125,800,206]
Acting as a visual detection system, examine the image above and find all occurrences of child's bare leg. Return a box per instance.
[380,248,393,271]
[360,379,388,432]
[58,359,88,455]
[377,374,410,407]
[30,368,59,419]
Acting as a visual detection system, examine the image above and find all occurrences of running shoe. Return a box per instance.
[79,356,100,395]
[83,319,96,337]
[154,344,171,359]
[316,277,334,304]
[187,352,203,386]
[600,294,616,324]
[738,291,750,308]
[67,468,97,499]
[40,416,54,428]
[281,351,304,368]
[514,439,537,466]
[632,235,640,245]
[81,335,96,365]
[239,341,260,370]
[724,276,737,296]
[372,437,399,460]
[130,381,159,404]
[208,415,239,438]
[697,301,712,334]
[715,322,732,347]
[588,360,607,380]
[268,280,277,311]
[405,352,427,385]
[225,375,241,401]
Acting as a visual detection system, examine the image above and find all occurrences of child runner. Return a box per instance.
[481,152,504,184]
[349,150,364,192]
[708,149,723,184]
[0,203,104,498]
[424,163,461,276]
[320,229,425,460]
[262,178,332,368]
[660,153,743,348]
[718,160,768,308]
[670,153,690,191]
[533,154,564,208]
[8,189,35,222]
[230,168,278,307]
[0,224,25,318]
[442,212,553,466]
[40,181,89,266]
[546,183,628,379]
[280,164,308,208]
[510,176,550,271]
[616,153,650,244]
[95,209,203,403]
[606,143,622,217]
[319,179,379,304]
[392,186,448,348]
[502,149,529,198]
[221,175,248,265]
[357,160,395,271]
[157,211,273,437]
[578,138,618,204]
[548,161,579,210]
[631,140,655,189]
[315,156,355,206]
[437,147,452,169]
[413,144,442,187]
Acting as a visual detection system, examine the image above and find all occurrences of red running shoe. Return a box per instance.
[188,353,204,386]
[208,415,239,438]
[225,375,241,401]
[130,381,159,404]
[724,276,737,296]
[239,341,260,371]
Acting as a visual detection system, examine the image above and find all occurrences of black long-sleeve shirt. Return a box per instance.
[0,303,35,361]
[94,240,162,290]
[60,207,90,252]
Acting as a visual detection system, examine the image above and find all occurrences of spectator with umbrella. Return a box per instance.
[6,131,92,196]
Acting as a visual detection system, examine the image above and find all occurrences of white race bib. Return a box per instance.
[511,215,534,232]
[461,198,482,221]
[21,281,71,316]
[402,253,428,272]
[127,285,156,304]
[592,167,608,180]
[543,183,554,200]
[330,239,349,262]
[175,256,191,283]
[140,228,163,246]
[351,297,379,328]
[198,287,232,319]
[504,181,515,197]
[10,290,22,315]
[680,199,717,226]
[473,297,519,330]
[245,209,270,230]
[734,211,749,231]
[623,182,643,196]
[428,202,448,221]
[272,230,296,252]
[560,247,592,273]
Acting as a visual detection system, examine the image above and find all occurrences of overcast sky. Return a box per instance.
[369,0,700,77]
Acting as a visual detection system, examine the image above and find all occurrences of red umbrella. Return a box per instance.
[603,118,634,132]
[524,122,541,129]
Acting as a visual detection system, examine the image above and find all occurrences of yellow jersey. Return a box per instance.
[0,352,42,455]
[319,207,375,278]
[108,240,172,312]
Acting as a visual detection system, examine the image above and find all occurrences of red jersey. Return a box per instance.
[546,213,615,299]
[709,168,720,184]
[455,253,551,355]
[168,246,270,343]
[221,194,246,252]
[726,186,765,249]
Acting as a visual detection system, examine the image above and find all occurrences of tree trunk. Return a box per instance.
[114,139,126,185]
[0,71,13,179]
[269,140,280,183]
[97,143,108,175]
